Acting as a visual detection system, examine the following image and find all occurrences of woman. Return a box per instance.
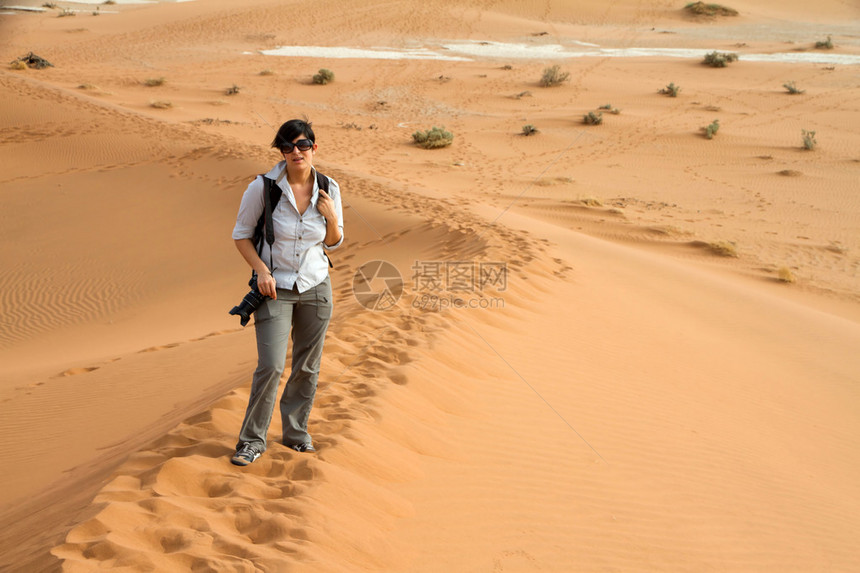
[230,119,343,466]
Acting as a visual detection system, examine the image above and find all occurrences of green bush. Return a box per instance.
[703,119,720,139]
[801,129,816,150]
[540,65,570,87]
[783,81,805,95]
[583,111,603,125]
[684,2,738,16]
[659,82,681,97]
[703,51,739,67]
[814,35,833,50]
[313,68,334,85]
[412,126,454,149]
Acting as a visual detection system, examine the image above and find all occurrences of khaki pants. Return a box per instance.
[236,276,332,452]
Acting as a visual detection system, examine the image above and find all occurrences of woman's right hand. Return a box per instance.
[257,271,278,300]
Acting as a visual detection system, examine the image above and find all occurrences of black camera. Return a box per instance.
[229,275,268,326]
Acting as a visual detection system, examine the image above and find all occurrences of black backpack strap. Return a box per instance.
[315,171,334,269]
[254,171,335,270]
[252,175,282,274]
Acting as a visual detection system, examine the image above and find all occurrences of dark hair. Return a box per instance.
[271,118,315,149]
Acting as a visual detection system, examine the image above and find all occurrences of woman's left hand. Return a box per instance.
[317,189,338,224]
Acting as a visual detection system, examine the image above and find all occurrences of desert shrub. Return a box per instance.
[521,124,539,136]
[412,126,453,149]
[58,8,75,17]
[259,69,274,76]
[783,81,805,95]
[609,107,621,114]
[540,65,570,87]
[9,60,27,70]
[11,52,53,69]
[598,104,612,110]
[814,35,833,49]
[225,84,240,95]
[659,82,681,97]
[150,100,172,109]
[703,51,739,67]
[703,119,720,139]
[42,2,57,7]
[801,129,816,150]
[103,0,116,4]
[312,68,334,85]
[143,77,165,87]
[684,2,738,16]
[581,197,603,207]
[709,241,738,257]
[777,267,796,283]
[583,111,603,125]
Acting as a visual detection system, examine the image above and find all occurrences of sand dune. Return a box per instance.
[1,0,859,571]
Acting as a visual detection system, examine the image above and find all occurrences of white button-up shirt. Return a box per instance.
[232,162,343,293]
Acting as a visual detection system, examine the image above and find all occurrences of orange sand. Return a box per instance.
[1,0,859,571]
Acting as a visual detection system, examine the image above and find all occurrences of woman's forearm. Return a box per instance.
[324,217,342,247]
[235,239,271,275]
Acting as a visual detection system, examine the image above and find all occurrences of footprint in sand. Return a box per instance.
[57,366,99,377]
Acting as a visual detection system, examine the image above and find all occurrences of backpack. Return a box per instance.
[252,170,333,271]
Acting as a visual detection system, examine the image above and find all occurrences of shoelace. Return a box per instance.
[237,444,257,458]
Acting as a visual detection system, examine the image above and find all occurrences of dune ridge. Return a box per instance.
[51,180,556,571]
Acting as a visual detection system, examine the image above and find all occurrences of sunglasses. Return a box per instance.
[280,139,314,153]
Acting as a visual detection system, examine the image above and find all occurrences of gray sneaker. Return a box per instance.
[289,443,316,453]
[231,443,261,466]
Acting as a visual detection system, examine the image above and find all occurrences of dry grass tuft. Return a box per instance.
[708,241,738,257]
[659,82,681,97]
[777,267,796,283]
[703,51,739,67]
[685,2,738,17]
[540,65,570,87]
[801,129,817,150]
[783,81,805,95]
[814,36,833,50]
[521,124,539,136]
[143,77,165,87]
[149,100,173,109]
[412,126,453,149]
